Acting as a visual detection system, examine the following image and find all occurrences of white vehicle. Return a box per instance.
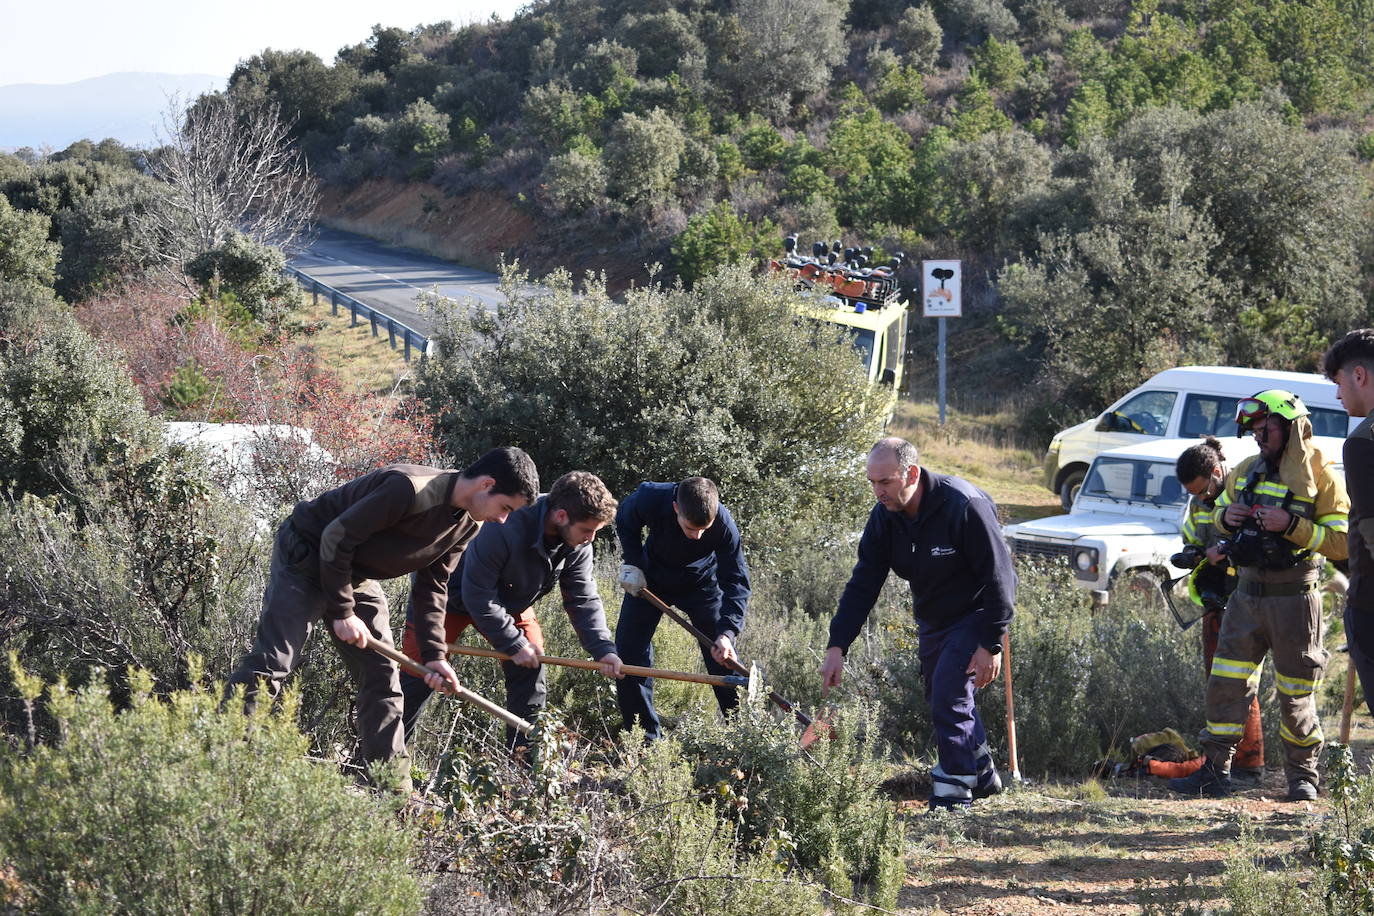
[1008,435,1346,604]
[165,422,336,521]
[1042,366,1355,509]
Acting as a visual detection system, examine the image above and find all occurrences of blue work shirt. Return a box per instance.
[616,481,751,639]
[828,470,1016,653]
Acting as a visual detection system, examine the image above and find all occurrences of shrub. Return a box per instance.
[0,196,59,288]
[896,5,943,72]
[184,231,302,324]
[418,264,888,558]
[670,201,779,286]
[0,665,422,915]
[0,286,155,501]
[666,696,904,909]
[601,108,686,210]
[540,149,609,214]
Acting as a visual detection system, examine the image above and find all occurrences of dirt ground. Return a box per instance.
[889,718,1374,915]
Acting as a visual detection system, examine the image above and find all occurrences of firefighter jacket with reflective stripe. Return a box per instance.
[1212,450,1349,580]
[1182,492,1221,550]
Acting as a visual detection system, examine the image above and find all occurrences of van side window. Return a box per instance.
[1180,394,1239,438]
[1311,407,1348,437]
[1099,391,1176,435]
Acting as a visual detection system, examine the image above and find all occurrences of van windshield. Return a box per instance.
[1081,457,1186,507]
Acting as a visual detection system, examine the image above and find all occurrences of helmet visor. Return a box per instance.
[1235,397,1269,431]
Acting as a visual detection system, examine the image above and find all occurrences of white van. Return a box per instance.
[1042,366,1354,509]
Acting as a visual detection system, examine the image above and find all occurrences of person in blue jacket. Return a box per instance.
[821,437,1017,809]
[615,477,751,740]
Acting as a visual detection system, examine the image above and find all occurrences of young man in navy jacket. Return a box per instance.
[822,437,1016,809]
[615,477,751,740]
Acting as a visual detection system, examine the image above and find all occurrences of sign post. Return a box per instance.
[922,260,962,425]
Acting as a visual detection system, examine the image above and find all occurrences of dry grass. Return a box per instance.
[289,284,417,396]
[889,398,1061,524]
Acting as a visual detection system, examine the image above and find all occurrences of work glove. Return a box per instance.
[618,563,647,596]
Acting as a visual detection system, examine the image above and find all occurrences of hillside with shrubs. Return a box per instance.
[3,1,1374,912]
[211,0,1374,428]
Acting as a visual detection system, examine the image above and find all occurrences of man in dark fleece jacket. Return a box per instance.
[822,437,1016,809]
[226,447,539,789]
[615,477,750,740]
[400,471,624,748]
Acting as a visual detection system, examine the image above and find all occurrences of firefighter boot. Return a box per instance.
[1168,757,1232,797]
[1286,778,1318,802]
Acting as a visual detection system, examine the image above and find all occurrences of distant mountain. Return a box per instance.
[0,72,225,151]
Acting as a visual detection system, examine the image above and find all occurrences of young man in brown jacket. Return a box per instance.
[226,447,539,788]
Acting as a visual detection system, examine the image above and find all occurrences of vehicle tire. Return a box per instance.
[1118,569,1166,612]
[1058,468,1086,510]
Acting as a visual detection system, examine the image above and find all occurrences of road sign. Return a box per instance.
[922,260,962,317]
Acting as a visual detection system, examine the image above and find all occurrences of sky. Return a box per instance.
[0,0,531,86]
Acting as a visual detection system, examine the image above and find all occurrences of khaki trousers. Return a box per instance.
[226,522,408,775]
[1200,583,1328,783]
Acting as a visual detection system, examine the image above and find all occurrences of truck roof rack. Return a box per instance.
[767,236,906,311]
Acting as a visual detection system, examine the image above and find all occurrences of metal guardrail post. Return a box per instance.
[286,267,430,361]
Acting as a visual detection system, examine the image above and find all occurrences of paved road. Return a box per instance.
[289,226,505,336]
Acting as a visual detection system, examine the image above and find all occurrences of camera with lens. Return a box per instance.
[1217,517,1298,571]
[1169,544,1207,570]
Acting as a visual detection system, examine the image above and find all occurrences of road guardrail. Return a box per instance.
[285,266,432,362]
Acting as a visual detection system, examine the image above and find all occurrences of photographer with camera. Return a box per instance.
[1170,391,1348,802]
[1169,437,1265,783]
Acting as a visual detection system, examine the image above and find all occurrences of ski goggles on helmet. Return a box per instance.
[1234,397,1269,431]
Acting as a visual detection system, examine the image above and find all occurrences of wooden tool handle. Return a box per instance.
[364,637,531,734]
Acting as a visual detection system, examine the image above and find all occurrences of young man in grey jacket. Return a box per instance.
[401,471,624,747]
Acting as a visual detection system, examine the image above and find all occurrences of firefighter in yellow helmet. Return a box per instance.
[1169,390,1348,801]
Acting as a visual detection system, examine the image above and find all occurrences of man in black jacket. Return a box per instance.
[822,437,1017,809]
[400,471,624,748]
[1325,330,1374,718]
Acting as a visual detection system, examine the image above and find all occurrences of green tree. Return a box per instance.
[895,4,943,72]
[825,97,918,226]
[948,71,1013,141]
[1064,79,1111,147]
[0,284,154,500]
[973,36,1026,91]
[671,202,780,285]
[718,0,852,118]
[184,231,302,323]
[540,149,610,214]
[416,264,889,552]
[0,197,59,288]
[601,108,686,210]
[940,128,1051,253]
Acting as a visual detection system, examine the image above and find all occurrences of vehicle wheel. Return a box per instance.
[1058,468,1086,510]
[1118,569,1166,611]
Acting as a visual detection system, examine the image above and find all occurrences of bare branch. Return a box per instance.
[136,93,319,278]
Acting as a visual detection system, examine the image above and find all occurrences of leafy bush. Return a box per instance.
[0,664,422,915]
[0,197,59,288]
[670,201,779,285]
[184,231,302,324]
[0,285,155,500]
[416,263,889,554]
[668,696,905,908]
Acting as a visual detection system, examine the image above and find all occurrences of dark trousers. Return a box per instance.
[400,608,546,750]
[615,590,738,740]
[1347,603,1374,720]
[920,617,986,778]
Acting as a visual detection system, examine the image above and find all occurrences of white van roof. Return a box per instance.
[1137,366,1338,404]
